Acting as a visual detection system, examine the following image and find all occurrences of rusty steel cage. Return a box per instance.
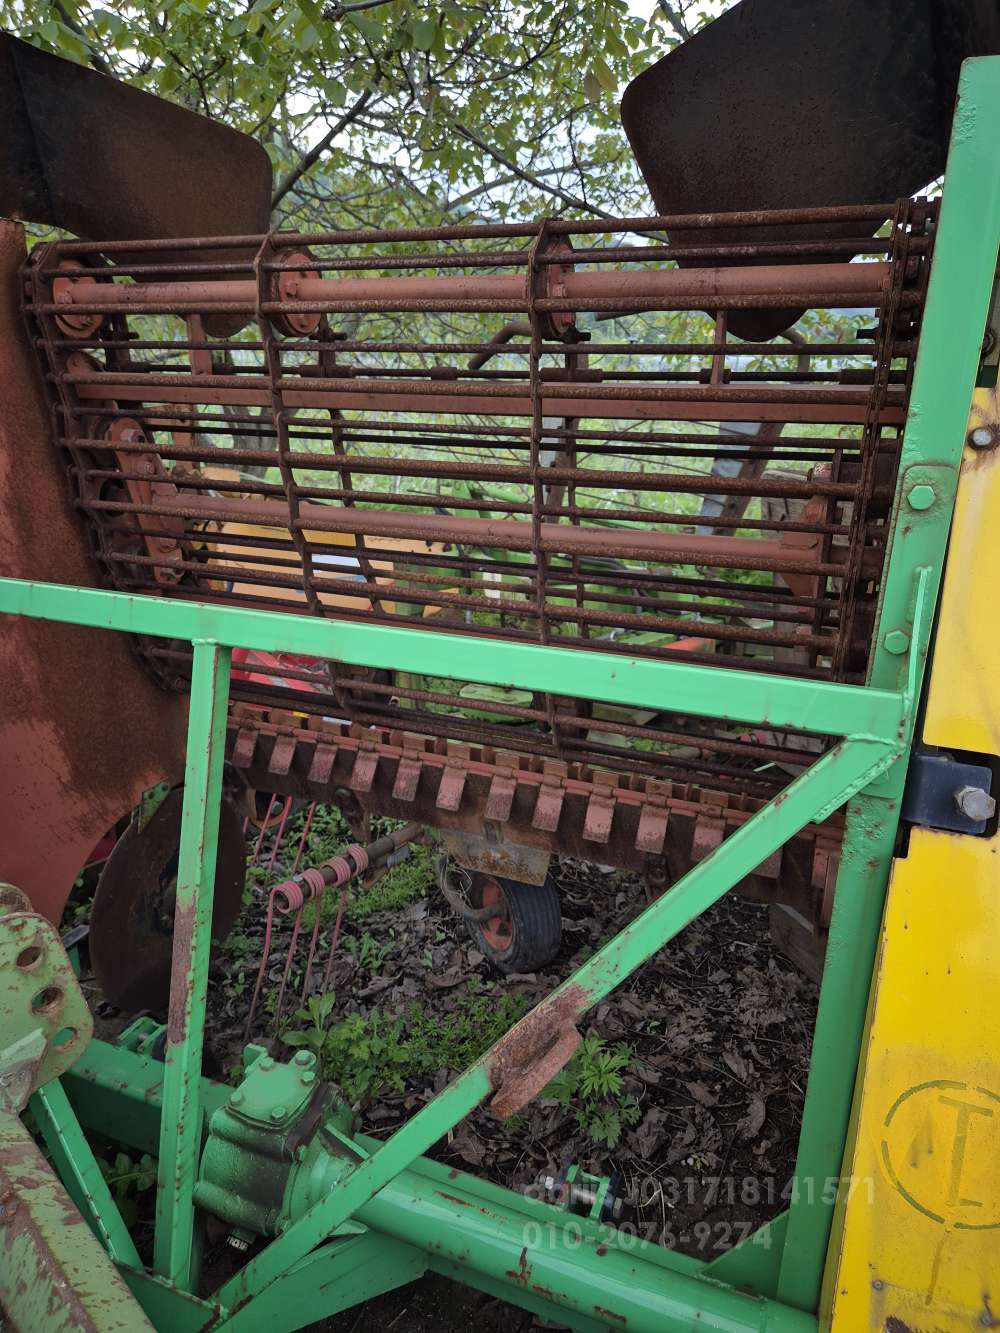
[19,202,934,921]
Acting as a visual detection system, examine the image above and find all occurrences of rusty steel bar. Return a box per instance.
[19,199,933,788]
[45,201,904,256]
[45,259,891,315]
[77,492,843,574]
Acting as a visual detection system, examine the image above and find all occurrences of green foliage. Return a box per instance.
[283,985,530,1105]
[346,842,433,921]
[0,1,737,229]
[341,930,391,976]
[95,1149,158,1226]
[545,1035,641,1149]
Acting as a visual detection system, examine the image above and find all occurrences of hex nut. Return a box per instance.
[954,785,997,823]
[884,630,910,655]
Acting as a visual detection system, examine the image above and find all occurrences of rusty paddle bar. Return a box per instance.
[47,256,892,318]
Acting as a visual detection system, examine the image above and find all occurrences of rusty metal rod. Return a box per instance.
[44,260,891,313]
[78,492,842,573]
[47,202,911,255]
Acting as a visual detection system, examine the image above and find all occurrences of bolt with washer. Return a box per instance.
[954,785,997,822]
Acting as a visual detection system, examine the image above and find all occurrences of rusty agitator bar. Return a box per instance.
[20,202,933,883]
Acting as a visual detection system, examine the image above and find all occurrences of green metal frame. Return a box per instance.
[1,54,997,1333]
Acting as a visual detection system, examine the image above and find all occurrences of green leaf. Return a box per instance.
[591,54,616,93]
[53,23,88,60]
[323,77,347,107]
[412,16,437,51]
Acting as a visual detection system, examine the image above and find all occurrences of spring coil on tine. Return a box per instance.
[244,843,374,1042]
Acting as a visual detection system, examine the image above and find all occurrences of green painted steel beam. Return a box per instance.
[30,1078,142,1269]
[65,1040,812,1333]
[351,1165,816,1333]
[219,1234,427,1333]
[775,55,1000,1312]
[0,1106,152,1332]
[212,733,895,1319]
[868,57,1000,700]
[153,639,232,1289]
[0,577,906,740]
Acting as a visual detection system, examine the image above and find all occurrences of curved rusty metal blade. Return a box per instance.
[90,789,245,1013]
[0,33,271,247]
[0,221,187,924]
[621,0,1000,339]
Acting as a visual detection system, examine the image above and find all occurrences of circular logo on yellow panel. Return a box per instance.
[881,1079,1000,1228]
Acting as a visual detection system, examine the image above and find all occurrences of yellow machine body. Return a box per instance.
[826,385,1000,1329]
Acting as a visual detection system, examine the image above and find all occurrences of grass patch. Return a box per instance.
[284,984,530,1105]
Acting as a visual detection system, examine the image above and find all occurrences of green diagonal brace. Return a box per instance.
[213,731,899,1318]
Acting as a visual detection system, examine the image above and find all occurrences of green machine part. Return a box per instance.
[194,1046,356,1240]
[0,51,997,1333]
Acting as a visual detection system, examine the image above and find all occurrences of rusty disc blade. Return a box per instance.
[90,788,246,1014]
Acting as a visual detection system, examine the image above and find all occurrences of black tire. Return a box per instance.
[467,872,562,974]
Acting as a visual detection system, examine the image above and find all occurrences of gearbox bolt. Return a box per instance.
[293,1050,314,1068]
[954,785,996,822]
[270,1105,286,1122]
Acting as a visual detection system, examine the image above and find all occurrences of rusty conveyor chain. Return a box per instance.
[227,705,842,916]
[20,200,935,790]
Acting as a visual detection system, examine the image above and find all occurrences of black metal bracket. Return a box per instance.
[902,747,997,835]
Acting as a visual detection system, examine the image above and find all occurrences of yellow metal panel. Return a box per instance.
[826,385,1000,1330]
[923,387,1000,755]
[825,829,1000,1329]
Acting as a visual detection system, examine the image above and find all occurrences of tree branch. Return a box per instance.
[450,121,619,221]
[271,87,375,210]
[53,0,113,74]
[656,0,693,41]
[446,161,600,212]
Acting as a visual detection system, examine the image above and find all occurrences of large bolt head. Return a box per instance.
[954,785,996,822]
[969,426,996,449]
[906,484,936,511]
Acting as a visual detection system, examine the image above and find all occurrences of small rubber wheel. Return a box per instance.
[467,873,562,974]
